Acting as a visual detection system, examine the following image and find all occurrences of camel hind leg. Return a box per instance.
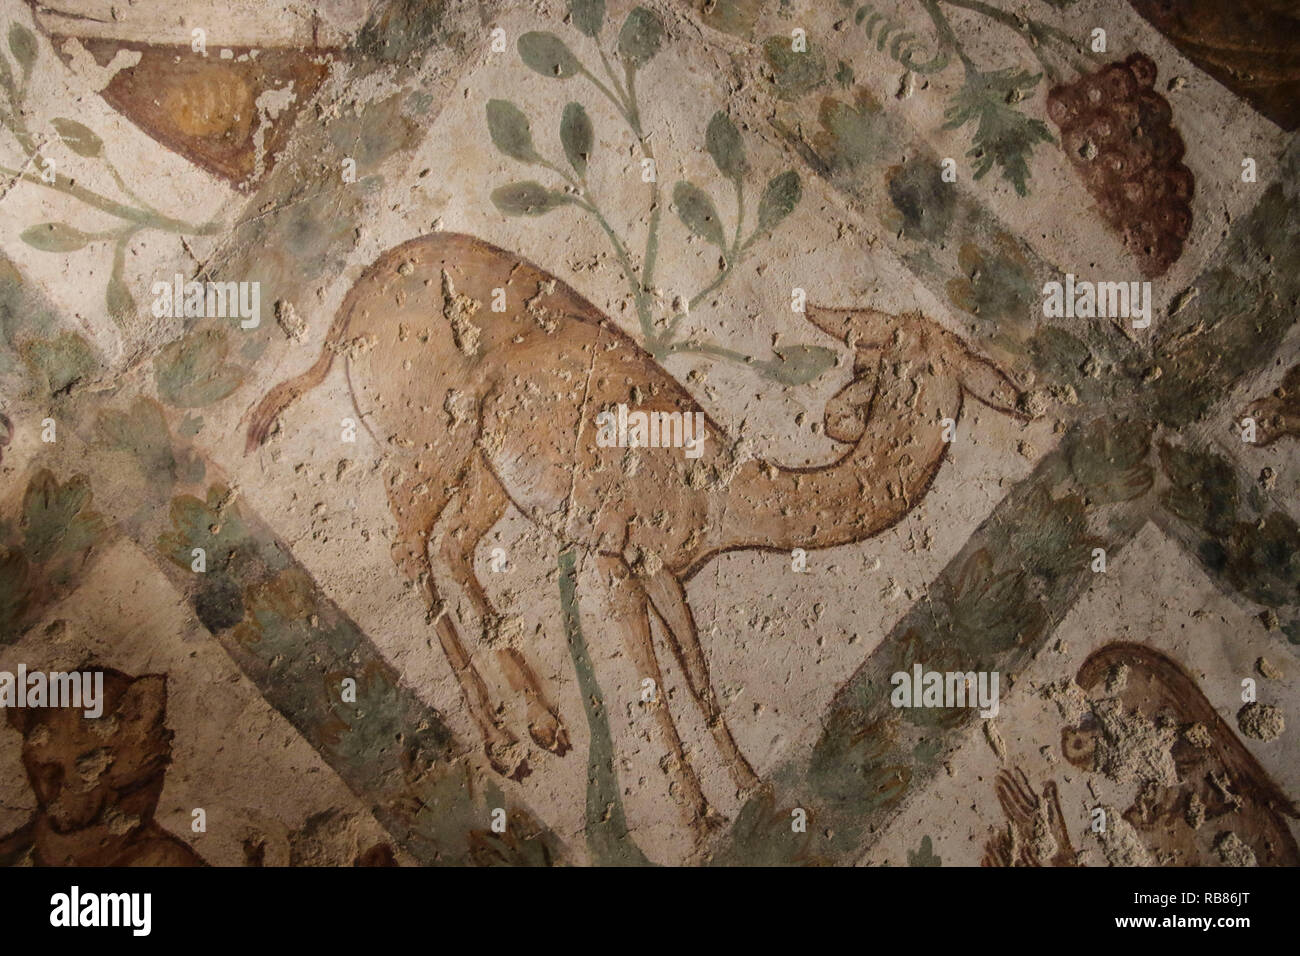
[433,452,570,757]
[385,467,529,781]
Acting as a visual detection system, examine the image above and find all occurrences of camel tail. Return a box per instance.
[244,304,351,453]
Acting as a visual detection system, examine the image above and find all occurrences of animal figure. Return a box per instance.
[0,666,204,866]
[246,232,1032,831]
[1062,642,1299,866]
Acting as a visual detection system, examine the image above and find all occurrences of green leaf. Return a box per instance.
[96,397,177,486]
[813,92,887,174]
[157,485,249,573]
[755,170,801,235]
[942,68,1053,197]
[570,0,605,37]
[20,222,89,253]
[154,327,247,408]
[8,23,36,74]
[762,35,826,100]
[486,99,539,163]
[705,111,748,181]
[106,240,135,326]
[672,181,726,249]
[491,182,569,217]
[19,332,96,397]
[756,344,836,385]
[617,7,664,68]
[518,32,581,79]
[560,102,593,176]
[698,0,763,39]
[908,834,942,867]
[51,118,104,158]
[21,470,106,567]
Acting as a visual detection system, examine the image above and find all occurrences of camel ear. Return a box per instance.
[958,352,1028,417]
[117,674,167,729]
[802,304,856,344]
[804,305,899,348]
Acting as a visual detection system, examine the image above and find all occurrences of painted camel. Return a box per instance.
[245,232,1033,830]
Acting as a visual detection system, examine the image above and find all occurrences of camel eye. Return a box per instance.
[1061,727,1096,766]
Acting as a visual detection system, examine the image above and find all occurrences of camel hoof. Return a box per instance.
[484,740,530,781]
[529,715,572,757]
[732,766,761,796]
[700,807,728,835]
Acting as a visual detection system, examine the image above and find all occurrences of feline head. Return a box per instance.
[9,667,172,832]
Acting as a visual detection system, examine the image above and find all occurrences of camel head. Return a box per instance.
[804,303,1035,441]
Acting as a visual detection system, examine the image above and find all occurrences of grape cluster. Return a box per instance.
[1047,53,1194,278]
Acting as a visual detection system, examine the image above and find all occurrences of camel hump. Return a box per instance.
[247,231,630,454]
[345,232,606,328]
[367,232,502,272]
[357,232,541,289]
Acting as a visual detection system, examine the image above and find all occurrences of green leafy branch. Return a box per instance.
[852,2,950,74]
[487,1,834,386]
[914,0,1074,196]
[2,469,109,641]
[941,66,1053,197]
[917,0,1096,82]
[845,0,1101,196]
[0,21,221,327]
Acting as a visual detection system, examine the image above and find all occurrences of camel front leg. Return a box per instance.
[641,567,759,794]
[596,554,721,838]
